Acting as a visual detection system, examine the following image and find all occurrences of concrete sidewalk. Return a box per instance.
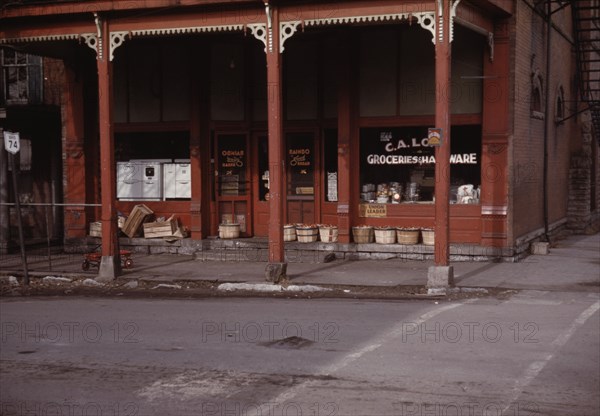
[2,233,598,293]
[117,233,599,292]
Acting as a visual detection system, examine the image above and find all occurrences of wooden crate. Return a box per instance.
[143,219,178,238]
[122,204,154,238]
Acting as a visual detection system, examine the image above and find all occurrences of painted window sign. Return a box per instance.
[220,150,245,168]
[367,129,477,165]
[288,148,311,167]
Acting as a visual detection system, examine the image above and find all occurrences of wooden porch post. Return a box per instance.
[336,31,356,244]
[97,16,121,281]
[429,0,454,289]
[265,4,287,282]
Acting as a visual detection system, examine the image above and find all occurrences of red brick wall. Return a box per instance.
[510,1,577,241]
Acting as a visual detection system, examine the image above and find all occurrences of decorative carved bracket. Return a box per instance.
[110,31,129,61]
[81,34,99,56]
[280,21,302,53]
[488,32,495,62]
[416,13,436,44]
[247,23,268,52]
[450,0,462,42]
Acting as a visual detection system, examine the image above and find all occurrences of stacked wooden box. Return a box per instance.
[143,217,178,238]
[122,204,154,238]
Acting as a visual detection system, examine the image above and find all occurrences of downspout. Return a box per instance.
[543,0,551,241]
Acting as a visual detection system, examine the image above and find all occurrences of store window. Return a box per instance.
[359,126,481,204]
[323,129,338,202]
[1,50,42,105]
[257,136,269,201]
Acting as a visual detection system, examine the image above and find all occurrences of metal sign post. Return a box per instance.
[4,131,29,285]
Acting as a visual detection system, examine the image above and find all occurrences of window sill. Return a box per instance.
[531,111,545,120]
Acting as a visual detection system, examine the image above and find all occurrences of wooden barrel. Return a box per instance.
[352,226,374,243]
[296,226,318,243]
[219,223,240,239]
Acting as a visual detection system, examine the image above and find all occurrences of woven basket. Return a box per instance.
[319,226,338,243]
[284,225,296,241]
[421,229,435,246]
[397,228,420,245]
[352,226,374,243]
[374,228,396,244]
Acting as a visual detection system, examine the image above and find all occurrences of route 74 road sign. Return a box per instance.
[3,131,20,154]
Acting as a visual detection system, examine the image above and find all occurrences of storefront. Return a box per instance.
[1,0,519,278]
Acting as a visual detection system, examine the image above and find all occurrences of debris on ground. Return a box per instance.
[0,273,514,301]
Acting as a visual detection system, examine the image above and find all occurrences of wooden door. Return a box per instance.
[215,133,252,236]
[286,132,317,225]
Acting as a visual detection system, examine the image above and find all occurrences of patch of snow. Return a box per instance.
[151,283,182,290]
[0,276,20,286]
[42,276,72,283]
[427,288,447,296]
[82,278,103,287]
[217,283,331,293]
[123,280,139,289]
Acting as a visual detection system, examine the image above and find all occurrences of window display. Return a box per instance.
[323,129,338,202]
[360,126,481,204]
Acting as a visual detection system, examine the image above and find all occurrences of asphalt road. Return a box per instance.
[1,291,599,416]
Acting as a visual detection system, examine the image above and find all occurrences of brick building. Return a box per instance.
[0,48,64,251]
[1,0,598,280]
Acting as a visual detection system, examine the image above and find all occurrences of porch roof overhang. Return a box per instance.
[1,0,507,59]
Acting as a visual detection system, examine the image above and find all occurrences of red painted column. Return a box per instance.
[336,32,354,244]
[97,17,121,280]
[265,5,286,280]
[434,0,452,266]
[190,42,210,240]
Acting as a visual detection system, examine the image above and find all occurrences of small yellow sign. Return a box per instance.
[359,203,387,218]
[428,128,443,147]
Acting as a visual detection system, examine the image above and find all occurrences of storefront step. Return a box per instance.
[68,237,519,262]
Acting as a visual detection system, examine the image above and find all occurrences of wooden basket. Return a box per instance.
[296,226,318,243]
[219,223,240,239]
[284,225,296,241]
[319,226,338,243]
[352,226,374,244]
[421,229,435,246]
[374,228,396,244]
[396,228,420,245]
